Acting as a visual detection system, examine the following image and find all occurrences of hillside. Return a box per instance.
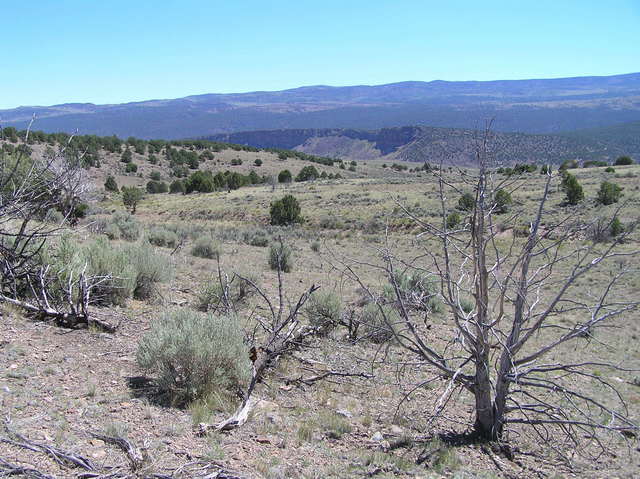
[2,73,640,138]
[0,128,397,199]
[2,129,639,478]
[207,125,635,164]
[564,120,640,157]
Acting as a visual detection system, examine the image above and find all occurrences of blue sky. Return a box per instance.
[1,0,639,109]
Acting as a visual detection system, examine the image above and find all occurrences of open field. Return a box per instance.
[1,137,640,478]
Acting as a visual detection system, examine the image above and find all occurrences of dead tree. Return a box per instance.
[0,127,111,329]
[198,239,320,434]
[337,126,639,456]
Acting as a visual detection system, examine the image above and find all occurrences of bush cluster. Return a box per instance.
[146,180,168,194]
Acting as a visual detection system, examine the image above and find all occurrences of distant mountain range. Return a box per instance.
[2,73,640,139]
[206,123,640,164]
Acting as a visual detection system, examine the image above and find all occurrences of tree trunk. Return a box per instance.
[473,351,496,440]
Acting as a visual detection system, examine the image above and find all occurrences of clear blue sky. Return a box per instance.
[2,0,639,109]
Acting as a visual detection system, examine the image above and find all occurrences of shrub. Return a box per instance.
[310,241,321,252]
[278,169,292,183]
[169,179,185,194]
[125,162,138,173]
[458,192,474,211]
[122,186,144,214]
[561,172,584,206]
[136,309,251,404]
[110,211,141,241]
[610,217,624,237]
[148,227,179,248]
[446,212,461,229]
[605,166,615,173]
[360,304,398,343]
[82,238,137,306]
[614,156,633,166]
[197,272,256,313]
[44,209,65,225]
[596,181,622,205]
[150,171,162,181]
[296,165,319,182]
[270,195,303,226]
[104,223,121,240]
[559,159,579,170]
[583,160,608,168]
[185,171,215,193]
[493,189,513,214]
[268,242,293,273]
[305,291,342,335]
[459,297,475,315]
[384,271,440,313]
[121,149,132,163]
[104,175,119,192]
[124,243,173,300]
[146,180,168,193]
[191,236,220,259]
[71,202,89,220]
[243,228,270,247]
[254,159,262,167]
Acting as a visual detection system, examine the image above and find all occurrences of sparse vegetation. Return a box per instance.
[2,123,639,478]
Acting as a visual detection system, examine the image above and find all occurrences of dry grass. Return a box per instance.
[1,149,639,477]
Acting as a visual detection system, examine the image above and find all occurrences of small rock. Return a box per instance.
[265,412,282,424]
[267,466,286,479]
[92,449,107,459]
[390,425,404,435]
[336,409,353,418]
[372,431,384,442]
[255,435,271,444]
[8,364,18,370]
